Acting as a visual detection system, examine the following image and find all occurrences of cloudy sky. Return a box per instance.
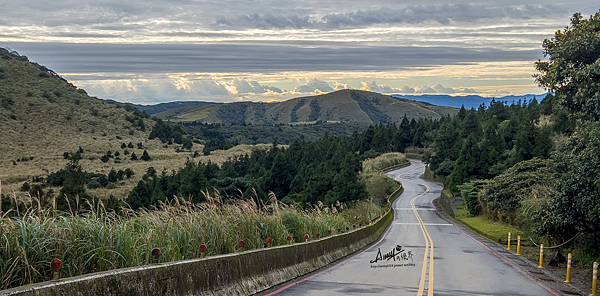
[0,1,597,104]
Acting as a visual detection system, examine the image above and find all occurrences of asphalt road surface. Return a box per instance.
[272,160,556,296]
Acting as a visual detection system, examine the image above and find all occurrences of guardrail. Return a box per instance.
[1,184,407,296]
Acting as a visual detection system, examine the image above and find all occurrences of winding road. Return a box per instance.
[271,160,556,295]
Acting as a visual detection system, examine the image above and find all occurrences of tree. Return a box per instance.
[57,159,88,211]
[130,152,138,160]
[141,150,151,161]
[535,12,600,121]
[149,119,185,144]
[124,168,135,178]
[548,123,600,243]
[108,169,119,183]
[182,137,193,150]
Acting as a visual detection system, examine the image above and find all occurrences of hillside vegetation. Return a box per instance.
[361,152,408,203]
[425,12,600,262]
[362,152,409,173]
[0,48,152,181]
[139,89,456,124]
[0,49,278,203]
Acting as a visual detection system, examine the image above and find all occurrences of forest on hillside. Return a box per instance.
[425,12,600,255]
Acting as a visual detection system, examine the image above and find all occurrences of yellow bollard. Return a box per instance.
[516,235,521,256]
[592,261,598,296]
[538,244,544,269]
[507,232,511,251]
[564,253,572,285]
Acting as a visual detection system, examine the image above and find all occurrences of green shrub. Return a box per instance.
[479,158,553,224]
[457,180,486,216]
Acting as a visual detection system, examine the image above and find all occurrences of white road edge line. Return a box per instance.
[393,222,453,226]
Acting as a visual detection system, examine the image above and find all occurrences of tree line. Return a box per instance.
[427,12,600,253]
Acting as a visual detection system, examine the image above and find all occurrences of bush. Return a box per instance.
[479,158,553,224]
[124,168,135,178]
[20,182,31,192]
[87,180,102,189]
[457,180,486,216]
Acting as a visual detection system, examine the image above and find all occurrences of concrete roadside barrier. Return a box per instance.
[0,193,398,296]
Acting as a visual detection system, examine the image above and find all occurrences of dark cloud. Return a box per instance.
[216,3,565,29]
[3,42,542,74]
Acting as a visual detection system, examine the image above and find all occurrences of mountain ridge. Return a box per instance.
[138,89,457,124]
[393,93,547,109]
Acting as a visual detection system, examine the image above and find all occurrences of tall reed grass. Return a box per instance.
[0,195,384,289]
[362,152,408,173]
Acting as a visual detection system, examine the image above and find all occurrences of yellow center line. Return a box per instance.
[410,183,435,296]
[412,195,429,296]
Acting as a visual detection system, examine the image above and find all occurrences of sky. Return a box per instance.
[0,0,597,104]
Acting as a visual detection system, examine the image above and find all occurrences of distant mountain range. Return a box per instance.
[392,94,547,109]
[138,89,457,125]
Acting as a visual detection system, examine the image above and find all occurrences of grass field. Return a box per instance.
[454,204,524,243]
[1,143,273,203]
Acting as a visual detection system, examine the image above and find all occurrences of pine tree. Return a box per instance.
[130,152,138,160]
[141,150,151,161]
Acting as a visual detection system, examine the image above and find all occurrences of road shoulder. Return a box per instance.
[432,195,585,296]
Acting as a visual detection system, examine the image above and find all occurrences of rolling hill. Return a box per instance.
[138,89,457,124]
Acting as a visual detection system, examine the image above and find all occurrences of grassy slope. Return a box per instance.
[0,49,147,182]
[0,49,270,200]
